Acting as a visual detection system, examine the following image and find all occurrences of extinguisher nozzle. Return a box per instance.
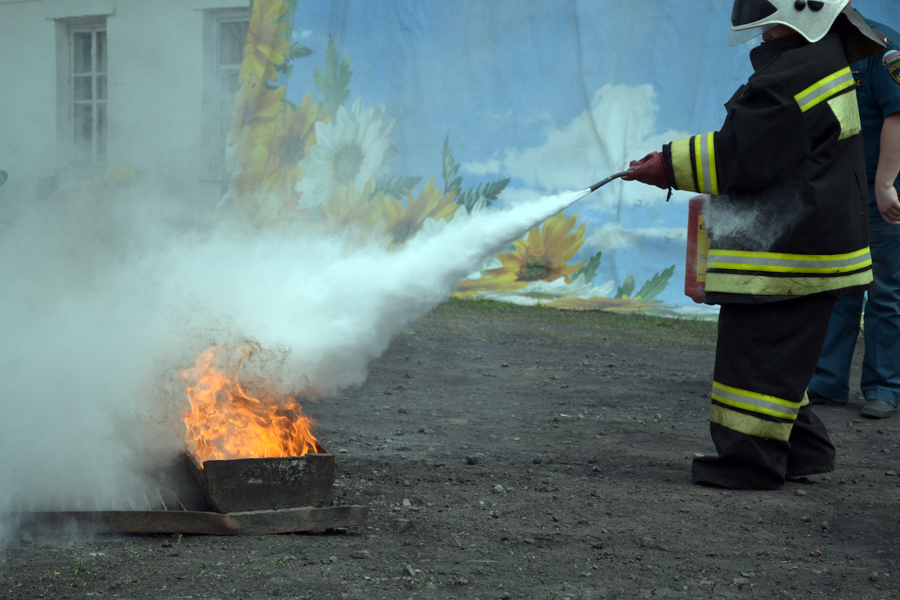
[588,170,632,193]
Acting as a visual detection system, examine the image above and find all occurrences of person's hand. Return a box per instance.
[622,152,671,190]
[875,182,900,226]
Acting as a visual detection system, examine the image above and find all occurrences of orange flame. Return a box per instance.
[182,344,319,463]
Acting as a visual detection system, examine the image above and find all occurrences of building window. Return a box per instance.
[203,10,250,176]
[71,26,107,164]
[55,16,107,168]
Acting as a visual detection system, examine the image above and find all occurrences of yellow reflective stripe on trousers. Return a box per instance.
[712,381,800,420]
[670,136,697,192]
[794,67,854,113]
[710,405,793,441]
[705,268,873,296]
[693,133,719,195]
[707,247,872,274]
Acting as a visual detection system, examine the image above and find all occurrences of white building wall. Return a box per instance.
[0,0,248,204]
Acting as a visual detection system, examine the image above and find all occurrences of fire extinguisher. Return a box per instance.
[684,196,709,303]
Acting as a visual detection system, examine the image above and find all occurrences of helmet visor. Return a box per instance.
[731,0,778,27]
[728,23,777,45]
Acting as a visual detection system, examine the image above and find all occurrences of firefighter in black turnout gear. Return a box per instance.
[624,0,886,489]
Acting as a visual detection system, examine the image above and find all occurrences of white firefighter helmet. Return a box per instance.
[729,0,849,46]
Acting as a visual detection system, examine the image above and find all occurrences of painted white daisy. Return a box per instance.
[295,97,394,209]
[482,275,615,305]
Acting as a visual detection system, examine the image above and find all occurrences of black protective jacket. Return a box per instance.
[664,32,874,304]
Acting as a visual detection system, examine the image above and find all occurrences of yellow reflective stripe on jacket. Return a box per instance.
[710,405,793,441]
[707,247,872,274]
[670,137,696,191]
[828,90,862,141]
[670,134,719,194]
[712,381,800,420]
[694,133,719,195]
[706,268,873,296]
[794,67,855,113]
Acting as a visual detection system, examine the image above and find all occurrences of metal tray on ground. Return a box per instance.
[185,444,337,513]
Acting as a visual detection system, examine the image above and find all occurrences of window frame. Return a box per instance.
[56,16,108,169]
[202,7,251,181]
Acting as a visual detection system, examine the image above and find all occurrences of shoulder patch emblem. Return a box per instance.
[884,50,900,67]
[890,62,900,86]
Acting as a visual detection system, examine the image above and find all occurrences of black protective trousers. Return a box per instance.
[692,295,838,490]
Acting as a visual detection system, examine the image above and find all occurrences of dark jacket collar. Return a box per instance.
[750,33,809,71]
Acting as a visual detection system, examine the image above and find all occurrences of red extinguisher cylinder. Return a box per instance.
[684,196,708,304]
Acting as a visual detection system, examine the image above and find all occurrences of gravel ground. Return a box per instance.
[3,299,899,600]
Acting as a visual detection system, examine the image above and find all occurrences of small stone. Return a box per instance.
[466,456,478,465]
[886,470,897,476]
[492,484,505,494]
[533,457,542,464]
[338,448,348,453]
[795,489,807,496]
[350,550,370,559]
[501,362,509,367]
[869,571,879,582]
[398,407,408,414]
[801,515,810,522]
[396,519,413,533]
[402,498,412,507]
[404,564,416,577]
[733,577,750,585]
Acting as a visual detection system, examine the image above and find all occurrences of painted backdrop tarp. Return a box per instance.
[224,0,896,318]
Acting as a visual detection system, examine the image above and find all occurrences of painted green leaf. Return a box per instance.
[635,265,675,301]
[374,174,422,200]
[572,252,602,284]
[442,135,509,212]
[313,36,352,114]
[442,136,462,193]
[616,275,635,299]
[288,43,312,60]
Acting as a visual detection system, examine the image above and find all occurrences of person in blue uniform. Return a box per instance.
[807,14,900,420]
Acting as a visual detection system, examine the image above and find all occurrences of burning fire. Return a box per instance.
[182,344,319,463]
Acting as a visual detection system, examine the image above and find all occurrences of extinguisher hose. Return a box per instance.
[587,170,632,193]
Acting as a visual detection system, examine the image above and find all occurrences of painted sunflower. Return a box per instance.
[235,92,327,202]
[228,82,286,154]
[368,178,460,247]
[296,98,395,209]
[240,0,292,87]
[465,211,588,293]
[317,180,385,232]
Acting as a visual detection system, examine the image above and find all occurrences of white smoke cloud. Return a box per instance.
[0,180,588,547]
[587,222,687,253]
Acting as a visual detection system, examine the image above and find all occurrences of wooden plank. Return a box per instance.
[18,511,235,535]
[14,505,368,536]
[227,505,368,535]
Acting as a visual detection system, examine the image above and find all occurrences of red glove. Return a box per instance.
[622,151,672,190]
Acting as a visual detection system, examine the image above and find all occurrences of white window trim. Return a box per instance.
[201,7,251,182]
[55,16,107,169]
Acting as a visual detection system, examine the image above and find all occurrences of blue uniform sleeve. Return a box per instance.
[870,46,900,118]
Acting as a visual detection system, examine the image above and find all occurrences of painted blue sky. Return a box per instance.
[283,0,897,308]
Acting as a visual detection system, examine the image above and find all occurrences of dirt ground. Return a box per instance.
[3,299,900,600]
